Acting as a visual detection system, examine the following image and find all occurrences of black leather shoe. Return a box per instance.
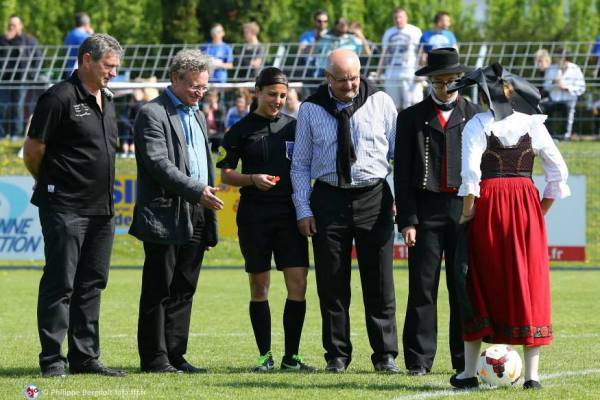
[407,366,429,376]
[374,355,401,373]
[141,364,183,373]
[450,374,479,389]
[173,361,208,374]
[325,358,346,373]
[41,365,67,378]
[523,380,542,389]
[70,360,127,377]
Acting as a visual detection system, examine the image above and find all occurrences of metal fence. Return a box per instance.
[1,41,599,137]
[1,41,599,87]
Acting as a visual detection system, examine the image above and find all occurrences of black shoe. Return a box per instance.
[70,360,127,377]
[407,366,429,376]
[450,374,479,389]
[281,354,317,372]
[141,364,183,373]
[374,355,401,373]
[325,358,346,373]
[523,380,542,389]
[173,361,208,374]
[41,365,67,378]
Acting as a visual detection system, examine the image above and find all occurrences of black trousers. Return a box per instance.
[310,180,398,367]
[37,208,114,370]
[402,190,464,371]
[137,206,205,369]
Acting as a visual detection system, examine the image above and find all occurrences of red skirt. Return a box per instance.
[464,177,552,346]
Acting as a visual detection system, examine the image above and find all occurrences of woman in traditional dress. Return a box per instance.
[447,63,570,390]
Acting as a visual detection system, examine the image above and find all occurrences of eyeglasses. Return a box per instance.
[184,81,209,94]
[328,74,359,84]
[430,79,458,88]
[316,19,328,24]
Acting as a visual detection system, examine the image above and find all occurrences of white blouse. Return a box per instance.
[459,111,571,199]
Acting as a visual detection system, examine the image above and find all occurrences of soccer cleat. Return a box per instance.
[281,354,317,372]
[252,351,275,372]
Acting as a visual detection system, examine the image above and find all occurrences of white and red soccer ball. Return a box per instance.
[477,344,523,386]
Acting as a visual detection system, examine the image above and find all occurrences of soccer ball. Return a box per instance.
[477,344,522,386]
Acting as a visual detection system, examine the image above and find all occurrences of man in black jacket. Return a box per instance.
[394,48,481,376]
[130,49,223,374]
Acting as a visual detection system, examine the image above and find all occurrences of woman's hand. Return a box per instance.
[251,174,277,191]
[541,198,554,215]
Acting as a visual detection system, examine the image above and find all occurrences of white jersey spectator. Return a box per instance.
[541,49,586,139]
[379,8,422,110]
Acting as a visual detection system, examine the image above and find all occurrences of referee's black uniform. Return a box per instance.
[217,112,308,272]
[28,71,117,373]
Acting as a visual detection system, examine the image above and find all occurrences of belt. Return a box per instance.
[318,178,383,190]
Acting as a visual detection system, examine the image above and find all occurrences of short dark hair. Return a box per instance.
[434,11,450,24]
[313,10,327,20]
[75,12,90,27]
[77,33,123,65]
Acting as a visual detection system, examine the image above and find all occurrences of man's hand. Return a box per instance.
[297,217,317,237]
[401,225,416,247]
[200,186,224,210]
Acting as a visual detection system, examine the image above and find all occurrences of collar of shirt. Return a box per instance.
[69,70,111,106]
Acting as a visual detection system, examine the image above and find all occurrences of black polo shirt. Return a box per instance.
[216,112,296,203]
[28,71,118,215]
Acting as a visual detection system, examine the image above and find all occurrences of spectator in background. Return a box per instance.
[419,11,458,66]
[202,90,224,152]
[239,22,264,79]
[0,15,39,139]
[348,21,371,56]
[591,35,600,78]
[534,49,551,100]
[225,93,249,131]
[200,23,233,83]
[378,7,423,110]
[118,78,159,158]
[281,87,301,118]
[299,10,329,53]
[542,48,586,140]
[64,12,93,78]
[314,18,363,77]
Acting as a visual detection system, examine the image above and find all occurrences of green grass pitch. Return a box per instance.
[1,268,599,399]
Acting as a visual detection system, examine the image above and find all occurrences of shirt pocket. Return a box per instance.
[244,134,269,164]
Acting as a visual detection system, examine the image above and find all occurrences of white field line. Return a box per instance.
[389,368,600,400]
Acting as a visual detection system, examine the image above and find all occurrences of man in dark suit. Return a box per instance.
[130,49,223,374]
[394,48,481,376]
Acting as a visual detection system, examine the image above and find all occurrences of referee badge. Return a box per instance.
[285,141,295,160]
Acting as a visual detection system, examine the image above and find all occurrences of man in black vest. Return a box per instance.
[394,48,481,376]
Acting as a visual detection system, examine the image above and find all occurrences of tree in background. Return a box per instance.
[0,0,596,45]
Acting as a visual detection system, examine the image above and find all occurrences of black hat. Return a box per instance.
[447,62,542,121]
[414,47,472,77]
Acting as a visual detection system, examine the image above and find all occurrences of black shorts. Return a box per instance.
[238,217,309,273]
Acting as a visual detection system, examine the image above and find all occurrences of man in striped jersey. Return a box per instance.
[291,49,399,373]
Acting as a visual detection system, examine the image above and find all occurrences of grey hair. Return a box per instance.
[170,49,210,80]
[77,33,123,65]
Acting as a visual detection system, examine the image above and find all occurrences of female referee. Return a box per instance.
[216,67,315,372]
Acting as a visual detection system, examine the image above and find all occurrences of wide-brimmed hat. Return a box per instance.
[415,48,472,76]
